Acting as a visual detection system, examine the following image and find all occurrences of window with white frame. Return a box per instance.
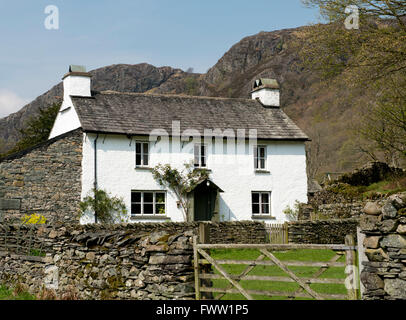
[131,191,166,216]
[251,192,271,215]
[135,142,149,167]
[194,144,207,168]
[254,145,266,170]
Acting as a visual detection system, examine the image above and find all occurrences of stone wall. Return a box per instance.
[208,221,267,244]
[288,218,359,244]
[0,220,267,300]
[0,223,195,300]
[338,161,404,186]
[0,129,83,224]
[360,193,406,300]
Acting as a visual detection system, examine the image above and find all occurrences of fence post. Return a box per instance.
[345,234,358,300]
[284,223,289,244]
[193,236,200,300]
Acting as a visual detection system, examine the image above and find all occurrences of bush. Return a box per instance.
[283,201,301,222]
[79,188,128,224]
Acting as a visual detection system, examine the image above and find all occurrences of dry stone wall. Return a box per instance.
[0,129,83,224]
[0,223,195,300]
[0,221,267,300]
[360,193,406,300]
[288,218,359,244]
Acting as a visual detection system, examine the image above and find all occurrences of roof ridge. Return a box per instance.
[98,90,253,102]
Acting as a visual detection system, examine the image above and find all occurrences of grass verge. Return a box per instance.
[207,248,349,300]
[0,284,35,300]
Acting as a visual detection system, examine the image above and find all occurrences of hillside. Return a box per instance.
[0,25,373,177]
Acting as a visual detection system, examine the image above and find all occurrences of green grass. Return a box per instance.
[327,175,406,200]
[361,177,406,197]
[0,285,35,300]
[207,249,349,300]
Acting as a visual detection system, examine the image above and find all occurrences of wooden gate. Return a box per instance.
[193,235,358,300]
[265,223,288,244]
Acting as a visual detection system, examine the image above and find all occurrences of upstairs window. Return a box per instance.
[194,144,207,168]
[131,191,166,216]
[136,142,149,167]
[254,146,266,170]
[252,192,271,215]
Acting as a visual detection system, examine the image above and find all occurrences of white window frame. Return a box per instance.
[135,141,149,167]
[251,191,272,216]
[254,145,267,170]
[131,191,167,216]
[194,143,208,168]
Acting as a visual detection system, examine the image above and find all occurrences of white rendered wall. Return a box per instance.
[80,133,308,224]
[48,104,82,139]
[49,75,91,139]
[251,88,280,107]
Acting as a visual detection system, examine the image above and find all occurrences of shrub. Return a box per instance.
[283,201,301,222]
[79,188,128,224]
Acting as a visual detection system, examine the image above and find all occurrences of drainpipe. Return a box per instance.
[94,134,99,223]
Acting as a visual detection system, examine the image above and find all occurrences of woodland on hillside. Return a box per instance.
[300,0,406,179]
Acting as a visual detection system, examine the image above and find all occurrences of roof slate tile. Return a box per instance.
[71,92,309,140]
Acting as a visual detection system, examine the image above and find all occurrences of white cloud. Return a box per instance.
[0,89,30,118]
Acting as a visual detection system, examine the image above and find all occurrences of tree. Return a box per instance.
[79,188,128,224]
[301,0,406,81]
[299,0,406,166]
[357,78,406,165]
[10,103,60,154]
[152,162,209,222]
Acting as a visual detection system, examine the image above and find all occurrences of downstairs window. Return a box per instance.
[131,191,166,216]
[251,191,271,216]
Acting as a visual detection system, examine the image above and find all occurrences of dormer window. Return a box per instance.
[194,144,207,168]
[136,142,149,167]
[254,145,266,170]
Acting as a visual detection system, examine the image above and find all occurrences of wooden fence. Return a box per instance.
[265,223,288,244]
[193,235,358,300]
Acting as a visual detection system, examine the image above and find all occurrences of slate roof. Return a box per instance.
[71,91,309,140]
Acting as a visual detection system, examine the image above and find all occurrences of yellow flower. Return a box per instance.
[21,213,47,225]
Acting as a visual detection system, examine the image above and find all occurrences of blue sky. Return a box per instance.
[0,0,320,118]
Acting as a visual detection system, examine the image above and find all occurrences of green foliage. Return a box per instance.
[29,249,46,257]
[79,188,128,224]
[326,175,406,200]
[326,183,365,198]
[184,77,198,96]
[283,200,301,222]
[10,103,60,154]
[152,161,209,221]
[0,284,35,300]
[299,0,406,165]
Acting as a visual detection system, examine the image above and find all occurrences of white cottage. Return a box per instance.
[49,66,309,224]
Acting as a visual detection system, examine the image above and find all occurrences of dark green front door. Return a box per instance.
[194,186,217,221]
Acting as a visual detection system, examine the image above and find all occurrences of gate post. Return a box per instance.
[356,227,366,299]
[193,236,200,300]
[198,222,210,244]
[345,235,359,300]
[198,223,213,299]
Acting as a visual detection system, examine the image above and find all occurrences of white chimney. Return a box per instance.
[48,65,91,139]
[61,65,92,108]
[251,78,280,107]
